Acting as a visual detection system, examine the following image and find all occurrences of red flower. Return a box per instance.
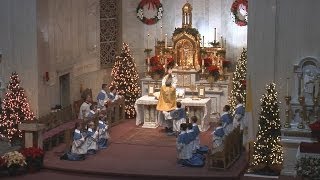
[167,57,175,68]
[151,65,165,75]
[20,147,44,159]
[207,65,220,79]
[150,56,160,66]
[310,120,320,131]
[223,60,231,68]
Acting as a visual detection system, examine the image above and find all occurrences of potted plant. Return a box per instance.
[150,65,165,80]
[207,65,220,81]
[2,151,26,176]
[20,147,44,173]
[296,156,320,179]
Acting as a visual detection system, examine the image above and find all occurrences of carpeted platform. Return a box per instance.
[43,119,247,179]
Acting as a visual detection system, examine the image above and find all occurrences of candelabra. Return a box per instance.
[298,96,306,129]
[284,96,291,128]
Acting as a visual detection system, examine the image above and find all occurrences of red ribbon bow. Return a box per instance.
[140,0,160,10]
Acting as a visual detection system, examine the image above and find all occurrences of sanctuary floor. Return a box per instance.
[6,119,252,179]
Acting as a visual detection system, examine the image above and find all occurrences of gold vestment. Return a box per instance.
[156,85,177,111]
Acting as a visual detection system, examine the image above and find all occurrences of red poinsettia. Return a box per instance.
[223,60,231,68]
[150,56,161,66]
[231,0,248,26]
[207,65,220,79]
[310,120,320,131]
[167,57,175,68]
[151,65,165,76]
[20,147,44,159]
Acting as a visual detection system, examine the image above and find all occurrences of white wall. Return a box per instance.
[248,0,320,136]
[0,0,38,116]
[122,0,247,75]
[36,0,111,116]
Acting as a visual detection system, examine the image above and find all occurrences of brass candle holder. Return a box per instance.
[298,96,306,129]
[284,96,291,128]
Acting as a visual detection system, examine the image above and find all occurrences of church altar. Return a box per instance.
[141,2,230,117]
[135,95,212,132]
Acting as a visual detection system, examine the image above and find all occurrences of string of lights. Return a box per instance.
[251,83,283,169]
[111,43,141,119]
[0,72,35,142]
[229,48,247,114]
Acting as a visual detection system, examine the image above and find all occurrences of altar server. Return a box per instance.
[176,123,204,167]
[79,94,92,120]
[233,97,245,130]
[172,102,186,136]
[220,105,233,135]
[97,115,110,149]
[191,116,208,154]
[60,122,86,161]
[96,84,109,110]
[211,121,225,154]
[85,121,99,155]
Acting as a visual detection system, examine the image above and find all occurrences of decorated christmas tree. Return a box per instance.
[111,43,141,119]
[0,72,35,142]
[251,83,283,174]
[229,48,247,114]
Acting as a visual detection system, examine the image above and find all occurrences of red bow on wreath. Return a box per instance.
[140,0,160,10]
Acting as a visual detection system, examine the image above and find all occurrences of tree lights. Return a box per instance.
[251,83,283,173]
[0,72,35,142]
[111,43,141,119]
[229,48,247,114]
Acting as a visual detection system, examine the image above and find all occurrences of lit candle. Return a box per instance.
[202,59,204,73]
[165,34,168,48]
[202,36,205,48]
[147,34,150,49]
[147,57,150,72]
[224,38,227,49]
[214,28,217,42]
[160,25,163,41]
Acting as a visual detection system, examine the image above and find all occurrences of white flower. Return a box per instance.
[137,9,144,20]
[157,12,163,19]
[159,7,163,12]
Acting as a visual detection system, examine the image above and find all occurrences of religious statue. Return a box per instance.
[303,69,317,102]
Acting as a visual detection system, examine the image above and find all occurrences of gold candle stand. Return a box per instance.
[298,96,306,129]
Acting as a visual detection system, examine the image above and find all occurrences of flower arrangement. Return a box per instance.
[223,60,231,69]
[207,65,220,80]
[150,65,165,77]
[136,0,163,25]
[296,156,320,179]
[150,56,160,66]
[2,151,26,168]
[20,147,44,172]
[198,57,212,68]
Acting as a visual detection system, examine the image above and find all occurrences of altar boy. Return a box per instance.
[220,105,233,135]
[85,121,99,155]
[233,97,245,130]
[97,114,110,149]
[172,102,186,136]
[211,121,225,154]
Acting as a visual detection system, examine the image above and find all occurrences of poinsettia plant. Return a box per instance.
[207,65,220,80]
[223,60,231,69]
[150,56,161,66]
[167,57,175,68]
[150,65,165,77]
[20,147,44,159]
[2,151,26,168]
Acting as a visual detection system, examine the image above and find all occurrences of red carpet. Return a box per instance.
[42,119,247,179]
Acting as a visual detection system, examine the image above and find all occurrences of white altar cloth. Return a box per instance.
[134,96,212,131]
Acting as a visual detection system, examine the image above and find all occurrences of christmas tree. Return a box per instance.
[0,72,35,142]
[229,48,247,114]
[111,43,141,119]
[251,83,283,173]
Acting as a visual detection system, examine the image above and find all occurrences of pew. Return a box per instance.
[207,126,241,170]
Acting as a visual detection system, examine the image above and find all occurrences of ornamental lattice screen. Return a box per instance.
[100,0,120,67]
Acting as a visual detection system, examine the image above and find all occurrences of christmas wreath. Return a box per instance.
[231,0,248,26]
[136,0,163,25]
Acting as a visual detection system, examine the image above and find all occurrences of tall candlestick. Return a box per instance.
[214,28,217,42]
[220,36,223,48]
[147,57,150,72]
[224,38,227,49]
[147,34,150,49]
[160,25,163,41]
[202,58,204,66]
[165,34,168,48]
[202,36,205,48]
[286,77,289,96]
